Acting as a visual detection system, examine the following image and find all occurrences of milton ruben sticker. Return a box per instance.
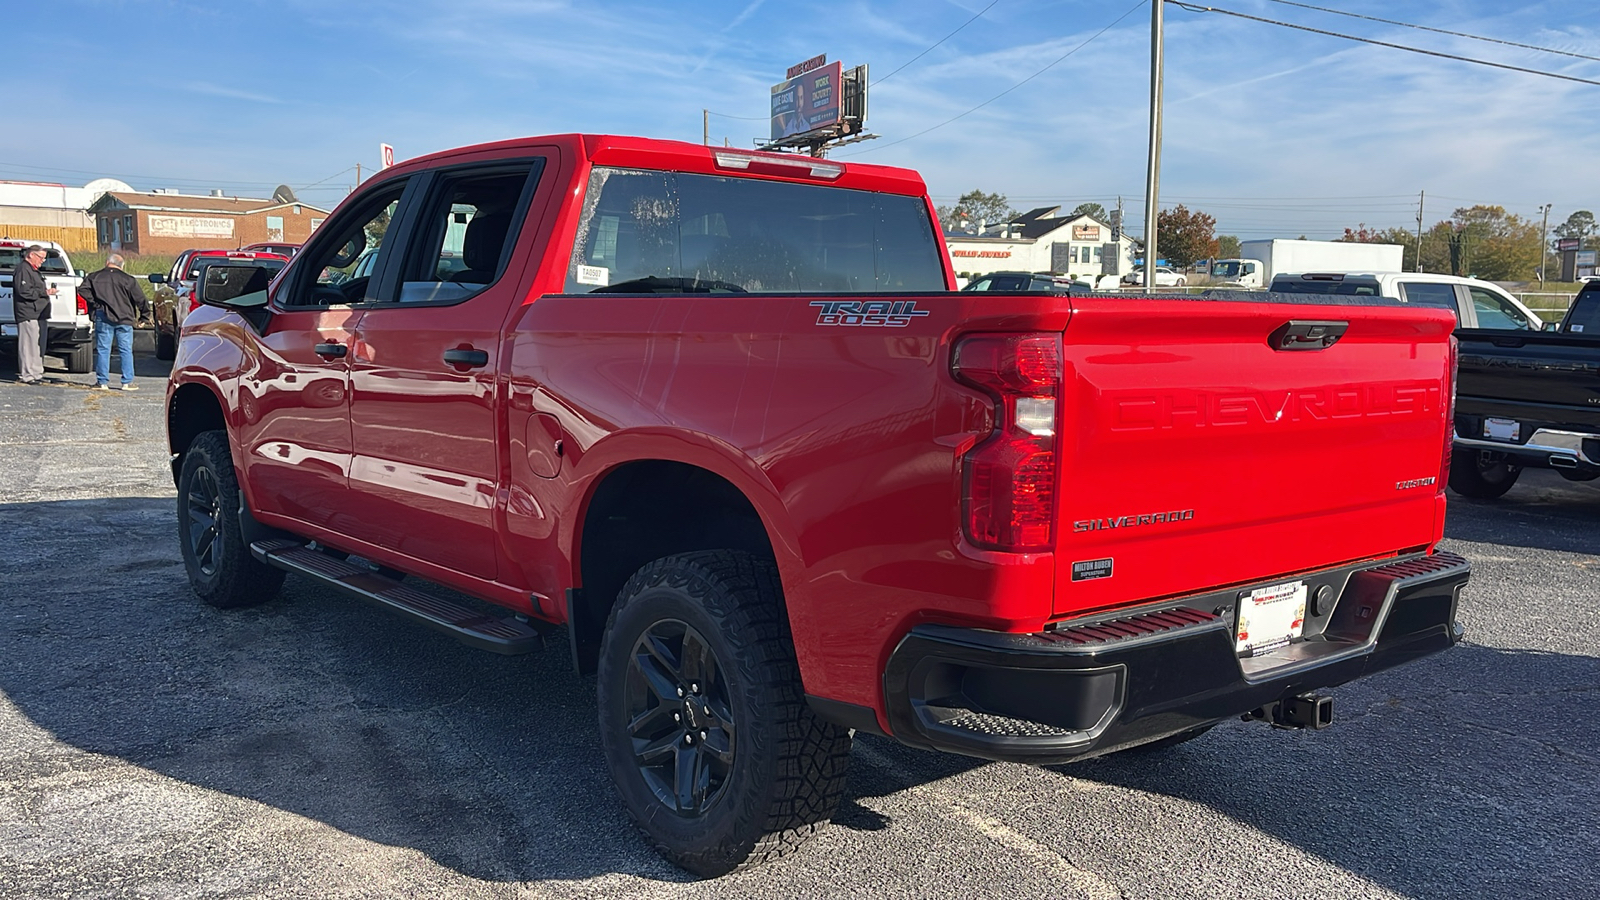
[1072,558,1114,582]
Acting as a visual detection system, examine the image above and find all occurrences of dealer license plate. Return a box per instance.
[0,324,15,337]
[1236,580,1307,656]
[1483,417,1520,442]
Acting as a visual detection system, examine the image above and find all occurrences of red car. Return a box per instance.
[165,134,1469,876]
[148,249,287,359]
[240,241,301,257]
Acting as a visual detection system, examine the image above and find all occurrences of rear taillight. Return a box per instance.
[188,294,201,313]
[75,292,88,315]
[952,333,1062,551]
[1439,335,1458,492]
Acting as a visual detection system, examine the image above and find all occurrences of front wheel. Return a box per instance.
[177,430,286,608]
[1448,449,1522,499]
[596,551,851,877]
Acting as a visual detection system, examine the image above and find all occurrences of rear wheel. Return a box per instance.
[64,342,92,374]
[177,430,286,608]
[1448,449,1522,499]
[597,551,851,877]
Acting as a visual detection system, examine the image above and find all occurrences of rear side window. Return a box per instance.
[1398,282,1460,318]
[564,167,945,293]
[1563,294,1600,333]
[0,248,69,275]
[1271,277,1381,296]
[1467,287,1532,330]
[391,160,544,304]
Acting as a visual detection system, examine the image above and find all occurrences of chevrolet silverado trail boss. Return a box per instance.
[166,134,1470,876]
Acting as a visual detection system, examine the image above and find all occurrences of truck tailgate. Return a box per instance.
[1052,296,1455,618]
[1456,329,1600,413]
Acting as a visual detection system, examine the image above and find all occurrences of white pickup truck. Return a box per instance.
[0,240,92,373]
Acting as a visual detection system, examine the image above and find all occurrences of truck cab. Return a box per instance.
[0,240,92,373]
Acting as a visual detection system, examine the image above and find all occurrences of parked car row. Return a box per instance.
[146,245,296,359]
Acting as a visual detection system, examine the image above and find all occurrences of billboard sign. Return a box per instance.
[771,61,843,142]
[1578,250,1598,266]
[787,54,826,79]
[1556,237,1580,252]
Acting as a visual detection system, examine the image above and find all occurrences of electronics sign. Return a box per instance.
[771,61,844,142]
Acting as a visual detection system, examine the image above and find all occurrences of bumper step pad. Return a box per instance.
[250,539,546,655]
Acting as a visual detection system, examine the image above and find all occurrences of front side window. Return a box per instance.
[564,167,944,294]
[1468,287,1531,330]
[285,180,407,307]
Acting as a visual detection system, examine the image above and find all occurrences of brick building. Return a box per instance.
[89,191,331,255]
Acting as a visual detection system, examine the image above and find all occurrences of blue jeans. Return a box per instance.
[94,311,135,386]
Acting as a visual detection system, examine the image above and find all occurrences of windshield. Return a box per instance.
[0,248,70,275]
[564,167,945,293]
[1211,260,1242,279]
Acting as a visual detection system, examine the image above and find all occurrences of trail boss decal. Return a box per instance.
[811,300,931,327]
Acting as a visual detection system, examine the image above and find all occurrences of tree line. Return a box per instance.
[938,187,1595,282]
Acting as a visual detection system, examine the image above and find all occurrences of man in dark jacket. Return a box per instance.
[80,253,147,390]
[10,245,57,384]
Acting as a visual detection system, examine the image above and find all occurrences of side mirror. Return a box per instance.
[76,268,87,278]
[1544,322,1559,331]
[198,264,273,309]
[147,273,167,284]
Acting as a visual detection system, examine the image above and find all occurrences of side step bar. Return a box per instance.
[250,539,546,655]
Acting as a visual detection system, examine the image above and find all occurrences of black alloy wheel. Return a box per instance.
[596,550,851,877]
[1448,449,1523,500]
[186,465,223,577]
[624,619,736,816]
[177,430,286,608]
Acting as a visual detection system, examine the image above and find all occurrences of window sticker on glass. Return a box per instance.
[576,265,610,286]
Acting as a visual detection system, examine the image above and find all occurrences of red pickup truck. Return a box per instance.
[166,134,1469,876]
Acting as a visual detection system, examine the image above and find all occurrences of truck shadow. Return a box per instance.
[845,643,1600,900]
[2,496,1595,893]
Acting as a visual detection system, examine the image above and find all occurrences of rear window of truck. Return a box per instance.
[564,167,945,294]
[0,248,70,275]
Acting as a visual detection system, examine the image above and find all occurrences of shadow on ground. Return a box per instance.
[2,496,1596,894]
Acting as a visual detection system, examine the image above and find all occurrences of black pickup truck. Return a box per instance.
[1450,282,1600,498]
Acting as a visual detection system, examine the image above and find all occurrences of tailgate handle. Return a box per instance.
[1270,320,1347,351]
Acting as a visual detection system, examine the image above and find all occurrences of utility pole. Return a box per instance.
[355,162,362,187]
[703,109,710,146]
[1538,203,1552,285]
[1414,190,1425,272]
[1142,0,1164,291]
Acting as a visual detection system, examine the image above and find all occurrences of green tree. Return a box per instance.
[1447,205,1541,281]
[1216,234,1240,259]
[936,190,1017,233]
[1156,204,1219,269]
[1553,210,1595,249]
[1070,202,1108,222]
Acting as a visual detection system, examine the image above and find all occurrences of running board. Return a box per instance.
[250,539,547,655]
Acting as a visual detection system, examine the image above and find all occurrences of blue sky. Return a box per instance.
[4,0,1597,239]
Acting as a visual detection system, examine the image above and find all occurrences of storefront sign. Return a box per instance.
[1073,224,1101,241]
[950,249,1013,258]
[148,215,234,239]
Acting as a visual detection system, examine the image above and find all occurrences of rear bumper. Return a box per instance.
[0,323,90,351]
[1455,428,1600,475]
[882,551,1469,764]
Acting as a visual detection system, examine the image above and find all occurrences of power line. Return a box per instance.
[873,0,1001,86]
[840,0,1148,157]
[1265,0,1600,64]
[706,110,767,121]
[1170,3,1600,86]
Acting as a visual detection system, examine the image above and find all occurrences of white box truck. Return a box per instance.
[1209,239,1404,288]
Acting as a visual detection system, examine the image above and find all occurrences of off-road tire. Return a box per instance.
[64,342,93,374]
[155,329,177,361]
[596,550,851,877]
[1448,449,1522,500]
[177,430,286,608]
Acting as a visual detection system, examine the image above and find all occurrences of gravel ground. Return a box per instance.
[1,348,1596,900]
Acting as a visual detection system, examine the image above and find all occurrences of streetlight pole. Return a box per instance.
[1142,0,1164,291]
[1538,203,1551,286]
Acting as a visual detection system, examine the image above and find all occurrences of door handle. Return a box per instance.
[314,342,348,358]
[443,348,489,368]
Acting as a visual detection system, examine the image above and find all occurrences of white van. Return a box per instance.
[1269,271,1544,330]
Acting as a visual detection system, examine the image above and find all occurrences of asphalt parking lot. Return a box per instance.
[1,346,1597,900]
